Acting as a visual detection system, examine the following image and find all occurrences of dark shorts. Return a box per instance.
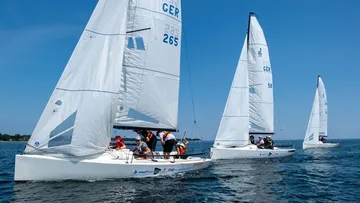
[146,137,157,151]
[163,139,176,153]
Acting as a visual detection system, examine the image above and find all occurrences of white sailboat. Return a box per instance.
[210,12,295,159]
[14,0,210,181]
[302,76,339,150]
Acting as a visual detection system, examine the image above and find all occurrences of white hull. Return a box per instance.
[14,149,211,181]
[210,145,295,160]
[303,142,339,150]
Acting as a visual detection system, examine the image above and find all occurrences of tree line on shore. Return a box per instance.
[0,133,31,141]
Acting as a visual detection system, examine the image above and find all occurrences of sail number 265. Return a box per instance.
[163,24,179,47]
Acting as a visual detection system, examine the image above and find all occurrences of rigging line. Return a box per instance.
[182,29,197,124]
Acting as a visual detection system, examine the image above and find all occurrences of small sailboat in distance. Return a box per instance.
[14,0,210,181]
[303,76,339,150]
[210,12,295,159]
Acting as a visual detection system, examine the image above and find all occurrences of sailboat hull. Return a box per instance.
[14,150,211,181]
[210,145,295,160]
[302,142,339,150]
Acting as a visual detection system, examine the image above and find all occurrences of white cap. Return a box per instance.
[135,136,141,140]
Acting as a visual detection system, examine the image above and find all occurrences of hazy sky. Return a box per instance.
[0,0,359,140]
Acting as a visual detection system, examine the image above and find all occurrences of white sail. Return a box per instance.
[318,76,328,136]
[214,36,249,147]
[114,0,182,131]
[25,0,129,156]
[248,16,274,134]
[304,88,320,144]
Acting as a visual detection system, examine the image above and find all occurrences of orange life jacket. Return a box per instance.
[147,131,153,139]
[162,131,170,139]
[178,144,186,154]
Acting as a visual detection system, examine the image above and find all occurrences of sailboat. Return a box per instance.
[302,76,339,150]
[210,12,295,159]
[14,0,210,181]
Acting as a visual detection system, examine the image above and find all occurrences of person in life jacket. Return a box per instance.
[176,138,189,158]
[320,136,327,143]
[256,136,265,149]
[249,135,255,144]
[131,136,151,159]
[114,135,126,149]
[156,130,176,159]
[134,130,157,157]
[264,135,274,149]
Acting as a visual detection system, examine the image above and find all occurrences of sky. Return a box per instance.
[0,0,359,140]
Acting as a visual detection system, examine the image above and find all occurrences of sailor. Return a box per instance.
[131,136,151,159]
[134,129,157,156]
[157,130,176,159]
[113,135,126,149]
[249,135,255,144]
[264,135,274,149]
[320,136,327,143]
[176,138,189,158]
[256,136,265,149]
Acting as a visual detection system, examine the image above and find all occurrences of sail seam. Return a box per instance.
[248,43,267,46]
[136,7,181,23]
[56,88,119,94]
[123,65,180,78]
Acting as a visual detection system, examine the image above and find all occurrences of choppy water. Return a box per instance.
[1,140,360,202]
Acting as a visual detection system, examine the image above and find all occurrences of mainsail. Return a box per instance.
[248,15,274,134]
[114,0,182,131]
[214,36,249,147]
[25,0,129,156]
[318,76,328,137]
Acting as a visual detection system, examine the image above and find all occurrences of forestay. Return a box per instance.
[248,16,274,134]
[114,0,182,131]
[304,89,320,143]
[214,37,250,147]
[318,77,328,137]
[25,0,129,156]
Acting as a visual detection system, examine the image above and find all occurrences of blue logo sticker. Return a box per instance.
[34,141,40,147]
[119,106,124,111]
[154,168,161,175]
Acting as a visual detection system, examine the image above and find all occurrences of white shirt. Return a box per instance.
[159,132,176,141]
